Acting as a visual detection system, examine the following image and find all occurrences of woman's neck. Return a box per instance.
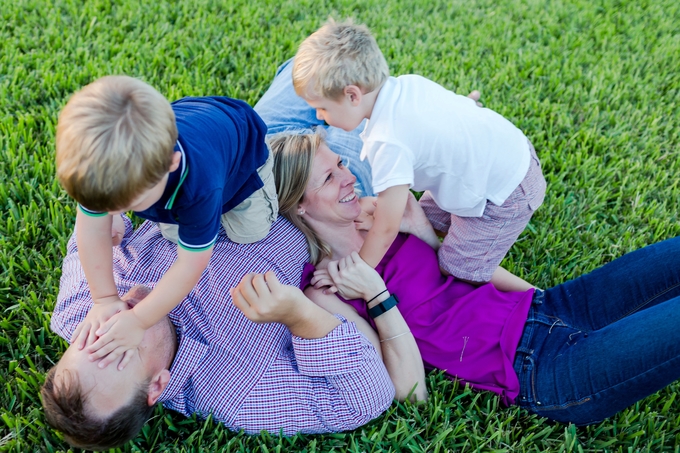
[315,221,365,264]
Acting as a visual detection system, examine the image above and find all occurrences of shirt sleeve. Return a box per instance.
[365,140,415,194]
[174,189,222,252]
[232,316,395,435]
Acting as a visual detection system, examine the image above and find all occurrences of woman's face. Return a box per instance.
[298,142,361,225]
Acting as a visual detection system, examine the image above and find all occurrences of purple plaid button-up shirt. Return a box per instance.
[52,217,395,435]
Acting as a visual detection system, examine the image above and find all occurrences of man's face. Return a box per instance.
[54,286,177,418]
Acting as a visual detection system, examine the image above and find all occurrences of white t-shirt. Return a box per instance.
[360,75,530,217]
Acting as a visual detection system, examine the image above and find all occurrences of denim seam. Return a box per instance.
[610,280,680,325]
[532,343,680,413]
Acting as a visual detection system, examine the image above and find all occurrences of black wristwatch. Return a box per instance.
[368,294,399,319]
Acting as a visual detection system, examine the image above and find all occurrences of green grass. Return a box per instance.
[1,0,679,451]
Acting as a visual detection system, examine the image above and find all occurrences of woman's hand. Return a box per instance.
[324,252,387,301]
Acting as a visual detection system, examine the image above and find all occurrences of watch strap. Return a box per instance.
[368,294,399,319]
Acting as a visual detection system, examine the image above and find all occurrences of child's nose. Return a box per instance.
[315,110,324,121]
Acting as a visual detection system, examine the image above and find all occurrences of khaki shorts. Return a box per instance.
[159,148,279,245]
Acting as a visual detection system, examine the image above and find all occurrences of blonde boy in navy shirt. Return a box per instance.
[56,76,278,369]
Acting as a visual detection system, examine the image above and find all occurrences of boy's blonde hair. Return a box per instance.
[269,131,332,265]
[292,19,389,100]
[56,75,177,212]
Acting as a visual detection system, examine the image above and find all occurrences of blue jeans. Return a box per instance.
[254,59,375,196]
[514,236,680,424]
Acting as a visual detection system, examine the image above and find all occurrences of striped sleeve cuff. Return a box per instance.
[292,315,364,376]
[178,236,217,252]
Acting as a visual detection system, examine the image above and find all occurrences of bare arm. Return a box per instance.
[355,193,440,251]
[319,252,427,401]
[76,209,118,303]
[488,266,535,292]
[359,185,410,268]
[88,246,213,368]
[72,210,127,348]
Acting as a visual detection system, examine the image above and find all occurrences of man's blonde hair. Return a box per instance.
[56,75,177,212]
[292,19,389,100]
[269,131,332,265]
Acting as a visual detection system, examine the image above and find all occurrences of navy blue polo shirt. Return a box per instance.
[80,97,269,251]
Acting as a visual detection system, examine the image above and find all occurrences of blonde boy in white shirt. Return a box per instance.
[292,19,546,291]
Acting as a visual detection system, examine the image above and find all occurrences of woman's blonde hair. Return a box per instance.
[269,131,332,265]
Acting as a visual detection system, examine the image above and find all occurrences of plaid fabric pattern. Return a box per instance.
[52,217,395,435]
[420,142,546,282]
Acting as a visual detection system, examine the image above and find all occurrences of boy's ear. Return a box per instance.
[169,151,182,172]
[344,85,363,105]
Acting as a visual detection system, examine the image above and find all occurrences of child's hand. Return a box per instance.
[324,252,386,301]
[354,197,377,232]
[87,309,147,370]
[71,298,127,350]
[111,214,126,246]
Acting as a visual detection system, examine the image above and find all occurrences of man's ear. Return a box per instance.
[147,369,171,406]
[344,85,363,106]
[168,151,182,172]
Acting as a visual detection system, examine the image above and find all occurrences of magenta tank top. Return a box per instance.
[300,233,534,405]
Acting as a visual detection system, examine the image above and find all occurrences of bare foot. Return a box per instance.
[467,90,483,107]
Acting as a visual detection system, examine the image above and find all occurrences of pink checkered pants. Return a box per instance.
[420,142,546,282]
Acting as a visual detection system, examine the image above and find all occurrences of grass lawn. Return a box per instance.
[1,0,679,451]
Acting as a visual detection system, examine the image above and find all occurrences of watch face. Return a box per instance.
[369,294,399,318]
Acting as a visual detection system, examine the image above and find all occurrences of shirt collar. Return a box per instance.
[163,140,189,210]
[158,328,210,404]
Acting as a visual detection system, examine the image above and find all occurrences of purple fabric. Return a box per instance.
[301,233,534,405]
[52,216,395,435]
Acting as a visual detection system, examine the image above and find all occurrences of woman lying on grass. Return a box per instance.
[268,131,680,425]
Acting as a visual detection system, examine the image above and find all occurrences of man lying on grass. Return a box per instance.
[41,216,405,450]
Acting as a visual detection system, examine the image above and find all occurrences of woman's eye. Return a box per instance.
[325,173,332,182]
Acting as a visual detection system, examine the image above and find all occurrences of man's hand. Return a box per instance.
[231,271,340,338]
[71,297,127,350]
[231,271,306,324]
[86,309,147,370]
